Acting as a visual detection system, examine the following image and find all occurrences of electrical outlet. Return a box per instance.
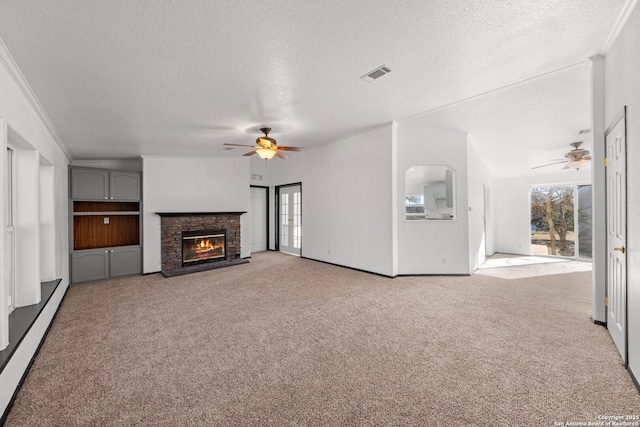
[442,257,447,264]
[104,217,109,224]
[328,249,331,255]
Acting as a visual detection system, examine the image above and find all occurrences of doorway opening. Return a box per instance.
[275,183,301,256]
[530,184,592,259]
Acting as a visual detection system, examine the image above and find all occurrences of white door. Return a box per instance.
[279,185,301,256]
[250,187,267,253]
[605,112,626,362]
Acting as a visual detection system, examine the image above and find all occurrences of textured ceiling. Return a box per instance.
[0,0,627,167]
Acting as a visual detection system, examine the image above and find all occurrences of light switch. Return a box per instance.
[104,217,109,224]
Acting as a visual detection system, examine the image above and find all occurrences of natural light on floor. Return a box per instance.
[476,254,592,280]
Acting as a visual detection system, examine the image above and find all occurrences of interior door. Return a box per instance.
[279,184,301,256]
[605,111,627,362]
[250,186,268,253]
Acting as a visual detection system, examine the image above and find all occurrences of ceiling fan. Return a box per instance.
[532,141,592,171]
[223,127,305,160]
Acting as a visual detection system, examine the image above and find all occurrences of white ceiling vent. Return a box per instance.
[360,65,391,82]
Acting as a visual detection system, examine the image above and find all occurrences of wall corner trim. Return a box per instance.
[601,0,639,54]
[0,38,72,161]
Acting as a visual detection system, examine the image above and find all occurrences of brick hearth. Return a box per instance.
[158,212,244,273]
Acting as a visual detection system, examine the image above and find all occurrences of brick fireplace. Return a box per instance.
[157,212,247,276]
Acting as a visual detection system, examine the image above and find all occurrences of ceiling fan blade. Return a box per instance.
[274,151,290,160]
[277,146,305,152]
[531,160,569,170]
[243,150,258,157]
[584,155,592,160]
[224,143,258,148]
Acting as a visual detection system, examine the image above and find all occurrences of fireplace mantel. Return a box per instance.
[156,212,246,217]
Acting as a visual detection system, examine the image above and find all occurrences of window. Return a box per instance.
[5,147,15,312]
[405,194,425,215]
[530,185,592,259]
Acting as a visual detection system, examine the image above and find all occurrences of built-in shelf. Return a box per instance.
[74,201,139,212]
[69,167,142,283]
[73,211,140,216]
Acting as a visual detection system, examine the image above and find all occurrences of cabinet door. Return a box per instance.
[109,172,140,200]
[445,170,454,208]
[423,186,436,208]
[72,249,109,283]
[110,246,141,277]
[71,169,109,200]
[435,185,446,199]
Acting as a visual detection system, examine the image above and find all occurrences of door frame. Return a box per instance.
[274,182,302,253]
[249,185,270,252]
[604,106,628,364]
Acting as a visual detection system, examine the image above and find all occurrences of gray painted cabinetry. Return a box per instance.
[71,168,140,200]
[71,249,109,283]
[71,246,142,283]
[70,167,142,283]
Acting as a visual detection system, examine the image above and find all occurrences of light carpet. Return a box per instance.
[5,252,639,426]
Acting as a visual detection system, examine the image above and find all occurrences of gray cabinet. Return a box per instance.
[71,169,109,200]
[110,246,141,277]
[72,249,109,283]
[71,168,140,200]
[72,246,141,283]
[423,184,445,209]
[445,170,453,208]
[424,186,436,209]
[110,172,140,200]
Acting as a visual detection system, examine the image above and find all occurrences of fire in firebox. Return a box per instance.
[182,232,225,265]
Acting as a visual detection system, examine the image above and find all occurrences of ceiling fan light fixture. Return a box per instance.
[256,148,276,160]
[564,159,589,170]
[257,137,274,147]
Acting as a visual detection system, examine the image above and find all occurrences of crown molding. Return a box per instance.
[601,0,639,54]
[0,37,72,161]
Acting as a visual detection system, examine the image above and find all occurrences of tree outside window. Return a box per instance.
[530,186,574,256]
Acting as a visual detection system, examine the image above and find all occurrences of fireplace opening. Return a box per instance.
[182,229,226,266]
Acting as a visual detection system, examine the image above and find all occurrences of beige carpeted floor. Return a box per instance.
[5,252,639,426]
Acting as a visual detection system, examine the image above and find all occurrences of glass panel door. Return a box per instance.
[530,185,592,259]
[577,185,593,259]
[279,185,301,255]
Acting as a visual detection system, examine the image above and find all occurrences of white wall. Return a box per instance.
[250,124,397,277]
[0,39,70,415]
[467,137,493,271]
[396,125,470,275]
[141,156,250,273]
[603,3,640,381]
[493,170,591,255]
